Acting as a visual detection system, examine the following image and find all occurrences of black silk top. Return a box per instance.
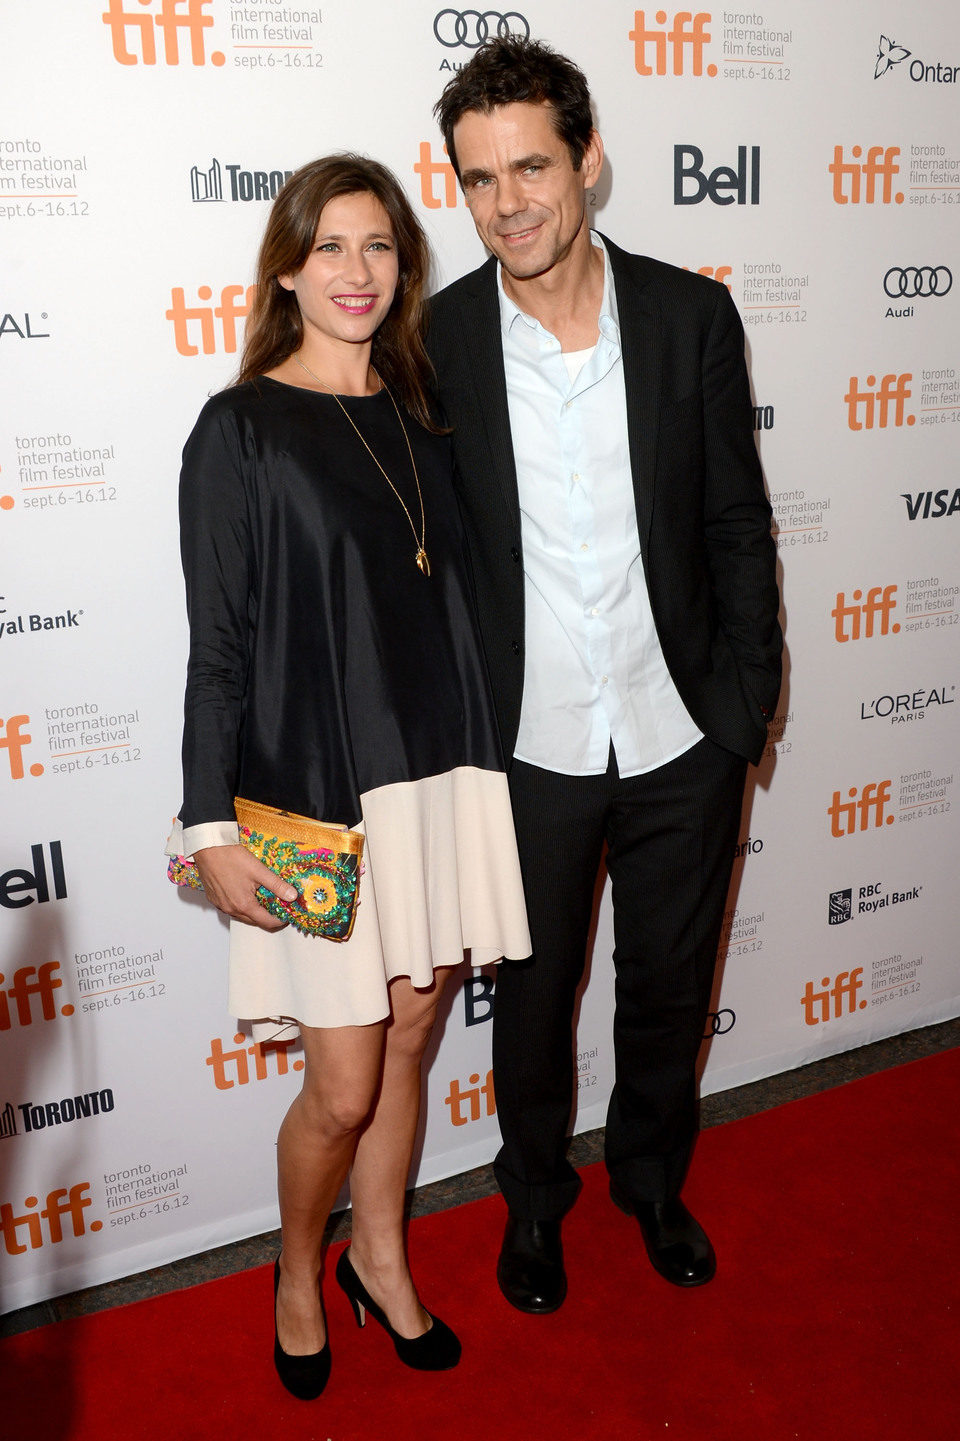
[178,379,503,831]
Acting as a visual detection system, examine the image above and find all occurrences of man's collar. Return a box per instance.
[497,231,620,341]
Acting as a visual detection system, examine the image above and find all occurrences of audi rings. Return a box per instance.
[703,1009,736,1038]
[434,9,530,48]
[883,265,952,299]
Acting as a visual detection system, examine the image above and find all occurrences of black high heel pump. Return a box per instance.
[334,1248,461,1371]
[273,1257,331,1400]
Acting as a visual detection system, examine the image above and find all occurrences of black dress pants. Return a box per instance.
[492,736,747,1221]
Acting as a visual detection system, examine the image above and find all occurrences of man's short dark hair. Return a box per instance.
[434,37,595,179]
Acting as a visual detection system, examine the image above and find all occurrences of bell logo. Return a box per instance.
[828,781,895,837]
[829,146,904,205]
[166,285,255,356]
[0,715,44,779]
[832,585,899,642]
[1,1183,102,1255]
[801,970,866,1025]
[205,1033,304,1089]
[674,145,760,205]
[631,11,716,76]
[845,374,914,430]
[0,960,74,1030]
[444,1070,495,1126]
[102,0,225,67]
[0,843,69,915]
[413,143,458,210]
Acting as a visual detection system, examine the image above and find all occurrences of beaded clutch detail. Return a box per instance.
[167,797,364,941]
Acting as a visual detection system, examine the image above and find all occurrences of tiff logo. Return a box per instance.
[630,11,716,76]
[166,285,255,356]
[0,715,44,779]
[0,961,74,1030]
[413,143,459,209]
[1,1183,102,1255]
[801,969,866,1025]
[205,1033,303,1089]
[101,0,225,67]
[845,373,914,430]
[829,146,903,205]
[444,1070,495,1126]
[828,782,894,837]
[832,586,899,642]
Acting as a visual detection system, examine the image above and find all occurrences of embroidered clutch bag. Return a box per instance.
[167,797,364,941]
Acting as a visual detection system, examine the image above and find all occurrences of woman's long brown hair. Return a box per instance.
[235,154,441,432]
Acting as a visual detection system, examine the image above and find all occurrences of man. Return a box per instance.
[428,38,782,1312]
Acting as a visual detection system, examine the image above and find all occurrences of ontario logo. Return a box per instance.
[190,159,293,204]
[874,34,960,84]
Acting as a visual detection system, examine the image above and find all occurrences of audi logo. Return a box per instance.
[883,265,953,299]
[703,1009,736,1038]
[434,9,531,48]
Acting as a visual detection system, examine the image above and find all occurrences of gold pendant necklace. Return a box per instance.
[292,354,430,576]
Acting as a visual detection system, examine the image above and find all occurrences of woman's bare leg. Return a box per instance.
[274,1019,385,1355]
[347,967,456,1338]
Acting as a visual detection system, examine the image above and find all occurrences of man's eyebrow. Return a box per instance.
[461,153,555,187]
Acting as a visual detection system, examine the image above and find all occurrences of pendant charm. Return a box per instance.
[416,548,431,577]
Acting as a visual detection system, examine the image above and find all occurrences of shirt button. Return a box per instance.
[580,543,589,552]
[572,473,581,483]
[601,676,609,686]
[590,607,599,617]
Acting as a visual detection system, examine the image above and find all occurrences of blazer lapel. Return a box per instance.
[605,238,661,552]
[460,261,521,529]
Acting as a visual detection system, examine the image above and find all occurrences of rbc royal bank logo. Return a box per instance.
[828,889,852,925]
[102,0,225,66]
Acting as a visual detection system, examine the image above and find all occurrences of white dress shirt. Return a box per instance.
[500,235,703,777]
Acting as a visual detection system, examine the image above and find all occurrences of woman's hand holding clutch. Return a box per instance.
[193,844,298,931]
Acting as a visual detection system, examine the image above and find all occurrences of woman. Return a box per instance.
[168,155,530,1400]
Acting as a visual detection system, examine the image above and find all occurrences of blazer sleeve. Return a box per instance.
[178,399,256,828]
[700,285,782,721]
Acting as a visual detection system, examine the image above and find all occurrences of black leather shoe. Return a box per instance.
[610,1187,716,1287]
[335,1248,461,1370]
[273,1258,331,1400]
[496,1215,567,1314]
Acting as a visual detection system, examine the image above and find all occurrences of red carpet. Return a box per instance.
[4,1050,958,1441]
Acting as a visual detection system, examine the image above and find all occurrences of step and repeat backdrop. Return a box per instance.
[2,2,958,1311]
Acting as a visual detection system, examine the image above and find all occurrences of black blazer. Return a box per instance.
[426,235,783,767]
